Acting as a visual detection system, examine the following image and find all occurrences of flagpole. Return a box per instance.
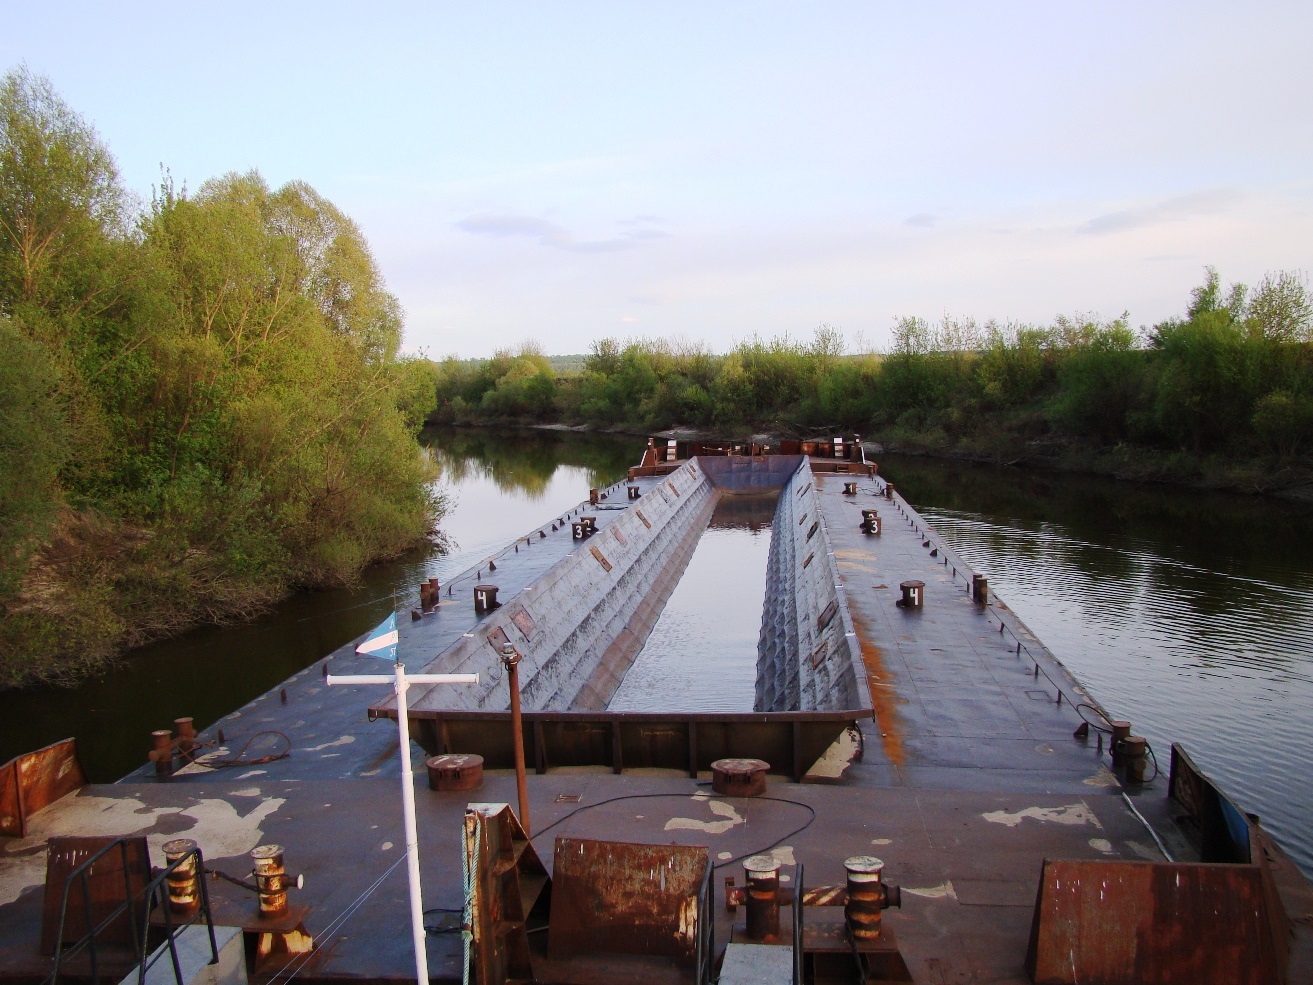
[326,608,478,985]
[393,660,430,985]
[390,590,429,985]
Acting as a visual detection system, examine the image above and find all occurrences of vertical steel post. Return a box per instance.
[502,644,531,835]
[163,839,200,916]
[844,856,887,940]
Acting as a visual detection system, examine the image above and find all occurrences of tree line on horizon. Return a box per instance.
[427,268,1313,469]
[0,68,440,687]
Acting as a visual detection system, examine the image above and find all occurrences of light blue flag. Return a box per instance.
[356,612,399,662]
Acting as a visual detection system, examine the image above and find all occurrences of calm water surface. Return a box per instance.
[2,432,1309,877]
[610,494,776,712]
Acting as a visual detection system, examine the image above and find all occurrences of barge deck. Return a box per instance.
[2,441,1309,984]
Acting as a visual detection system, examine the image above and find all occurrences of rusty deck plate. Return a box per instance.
[1026,859,1280,984]
[548,838,708,965]
[1,739,86,837]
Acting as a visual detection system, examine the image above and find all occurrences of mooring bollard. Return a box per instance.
[897,580,924,608]
[251,845,289,917]
[163,838,200,916]
[711,757,770,797]
[843,481,858,495]
[743,855,782,941]
[1124,736,1148,783]
[844,856,900,940]
[1110,720,1132,766]
[972,574,989,606]
[474,583,500,613]
[884,481,895,501]
[150,729,173,776]
[589,487,599,505]
[426,753,484,791]
[174,717,195,757]
[861,509,882,535]
[628,485,640,500]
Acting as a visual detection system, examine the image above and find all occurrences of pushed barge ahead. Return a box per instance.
[1,437,1310,985]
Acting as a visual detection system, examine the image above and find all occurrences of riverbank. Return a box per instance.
[0,505,445,691]
[0,76,447,691]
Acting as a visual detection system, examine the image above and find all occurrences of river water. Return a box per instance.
[1,430,1309,876]
[609,494,776,712]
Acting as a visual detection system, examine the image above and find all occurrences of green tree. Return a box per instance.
[1050,317,1143,443]
[0,317,68,596]
[975,323,1048,409]
[1245,271,1311,343]
[0,66,129,311]
[1251,390,1313,457]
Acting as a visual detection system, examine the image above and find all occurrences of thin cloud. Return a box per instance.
[456,215,562,239]
[906,213,938,228]
[1079,188,1242,235]
[456,213,670,253]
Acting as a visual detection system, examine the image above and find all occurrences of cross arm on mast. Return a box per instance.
[326,673,479,687]
[324,656,479,985]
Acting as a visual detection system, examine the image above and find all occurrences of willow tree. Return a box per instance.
[0,66,129,311]
[137,171,437,585]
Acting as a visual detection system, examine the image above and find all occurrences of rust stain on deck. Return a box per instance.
[847,607,904,766]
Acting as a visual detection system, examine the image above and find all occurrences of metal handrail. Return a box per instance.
[695,862,715,985]
[792,863,804,985]
[49,840,219,985]
[49,839,146,985]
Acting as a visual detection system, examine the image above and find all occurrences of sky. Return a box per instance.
[4,3,1312,357]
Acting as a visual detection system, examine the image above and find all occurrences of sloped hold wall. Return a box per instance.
[409,460,715,713]
[407,453,869,720]
[756,461,866,712]
[697,454,804,493]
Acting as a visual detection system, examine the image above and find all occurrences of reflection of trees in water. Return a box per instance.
[881,453,1313,582]
[710,492,779,531]
[421,426,638,498]
[890,453,1313,677]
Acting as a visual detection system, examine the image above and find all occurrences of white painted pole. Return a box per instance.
[393,662,429,985]
[325,666,478,985]
[327,673,478,687]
